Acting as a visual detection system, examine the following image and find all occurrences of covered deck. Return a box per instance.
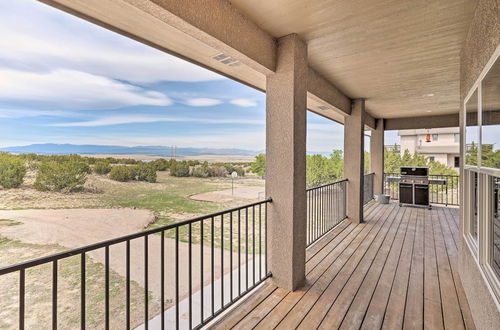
[211,202,475,329]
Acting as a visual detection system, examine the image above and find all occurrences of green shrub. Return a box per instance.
[192,163,210,177]
[170,160,190,177]
[135,163,157,183]
[208,165,228,177]
[151,158,169,171]
[93,161,112,175]
[34,161,87,192]
[74,161,91,174]
[0,154,26,188]
[109,165,135,182]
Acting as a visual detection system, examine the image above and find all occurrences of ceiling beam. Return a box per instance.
[134,0,277,75]
[385,114,459,130]
[307,68,352,115]
[364,111,376,130]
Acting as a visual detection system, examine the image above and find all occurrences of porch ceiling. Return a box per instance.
[230,0,476,119]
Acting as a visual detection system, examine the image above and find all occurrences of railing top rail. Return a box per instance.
[306,179,348,191]
[0,198,272,276]
[384,172,458,177]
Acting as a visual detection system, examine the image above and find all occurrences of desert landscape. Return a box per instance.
[0,154,265,329]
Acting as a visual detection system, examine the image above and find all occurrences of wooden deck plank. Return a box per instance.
[338,206,411,329]
[294,204,400,329]
[228,205,387,330]
[274,203,397,329]
[320,205,408,329]
[382,206,419,329]
[252,220,362,329]
[423,206,444,330]
[403,207,425,329]
[439,207,476,330]
[209,204,475,330]
[360,206,415,330]
[432,207,465,330]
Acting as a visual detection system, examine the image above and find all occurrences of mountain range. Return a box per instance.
[0,143,259,157]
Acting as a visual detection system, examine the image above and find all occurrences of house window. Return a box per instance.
[431,134,438,141]
[454,133,460,143]
[454,156,460,168]
[429,156,435,162]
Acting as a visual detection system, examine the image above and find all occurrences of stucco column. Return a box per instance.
[370,119,384,195]
[266,34,307,291]
[344,99,366,223]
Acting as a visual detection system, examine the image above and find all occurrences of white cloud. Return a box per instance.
[0,0,224,83]
[60,131,266,150]
[229,98,258,107]
[184,98,223,107]
[0,69,171,109]
[50,115,264,127]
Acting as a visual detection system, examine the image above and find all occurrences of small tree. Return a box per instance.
[135,163,157,183]
[170,160,190,177]
[93,161,112,175]
[192,162,210,177]
[151,158,169,171]
[251,154,266,177]
[109,165,135,182]
[34,161,87,192]
[0,154,26,188]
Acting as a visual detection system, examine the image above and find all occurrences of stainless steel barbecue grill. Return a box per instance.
[398,166,439,209]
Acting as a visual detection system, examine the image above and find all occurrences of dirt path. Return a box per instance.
[190,186,264,202]
[0,208,246,315]
[0,208,155,248]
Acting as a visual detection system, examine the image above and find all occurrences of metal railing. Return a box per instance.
[0,199,272,330]
[363,173,375,205]
[306,179,347,246]
[383,172,460,206]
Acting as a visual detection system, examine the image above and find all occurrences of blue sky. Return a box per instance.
[0,0,398,153]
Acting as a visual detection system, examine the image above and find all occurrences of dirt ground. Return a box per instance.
[189,185,265,203]
[0,207,259,328]
[0,208,155,248]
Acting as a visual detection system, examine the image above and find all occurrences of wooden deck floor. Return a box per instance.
[209,202,475,330]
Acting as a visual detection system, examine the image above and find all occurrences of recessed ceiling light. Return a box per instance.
[425,93,434,97]
[318,105,329,110]
[426,110,432,112]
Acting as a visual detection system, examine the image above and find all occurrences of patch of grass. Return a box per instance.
[0,219,22,226]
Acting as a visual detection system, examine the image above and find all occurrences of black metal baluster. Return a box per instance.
[144,236,148,329]
[175,227,179,330]
[126,240,130,330]
[81,253,85,330]
[221,214,224,308]
[200,220,204,323]
[238,209,241,295]
[245,207,249,291]
[19,269,25,330]
[259,203,262,280]
[105,246,110,330]
[189,223,192,330]
[252,205,256,285]
[52,260,57,330]
[211,217,215,316]
[229,212,233,302]
[161,230,165,329]
[265,202,268,275]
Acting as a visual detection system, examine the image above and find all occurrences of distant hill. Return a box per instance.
[0,143,258,157]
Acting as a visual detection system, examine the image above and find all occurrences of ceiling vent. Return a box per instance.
[212,53,241,67]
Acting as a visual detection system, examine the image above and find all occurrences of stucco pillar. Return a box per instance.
[265,34,307,291]
[344,99,366,223]
[370,119,384,195]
